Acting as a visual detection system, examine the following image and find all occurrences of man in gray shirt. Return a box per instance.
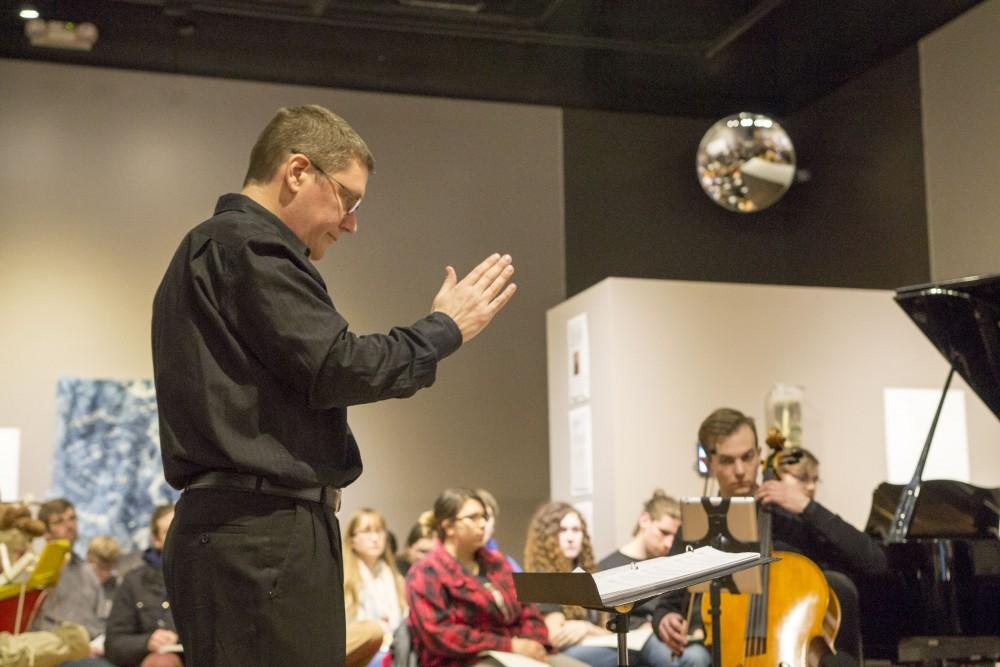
[31,498,112,663]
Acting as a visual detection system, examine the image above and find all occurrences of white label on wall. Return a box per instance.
[569,404,594,496]
[567,312,591,402]
[883,388,970,484]
[0,428,21,501]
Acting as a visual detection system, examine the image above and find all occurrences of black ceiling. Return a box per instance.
[0,0,983,117]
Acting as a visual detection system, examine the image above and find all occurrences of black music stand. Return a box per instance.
[513,547,773,667]
[680,497,766,667]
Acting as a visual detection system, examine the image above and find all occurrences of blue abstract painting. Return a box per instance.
[52,377,179,557]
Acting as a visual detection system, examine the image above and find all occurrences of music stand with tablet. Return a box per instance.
[680,496,765,667]
[513,545,773,667]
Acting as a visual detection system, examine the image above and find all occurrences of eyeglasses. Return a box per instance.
[455,512,488,524]
[291,149,363,215]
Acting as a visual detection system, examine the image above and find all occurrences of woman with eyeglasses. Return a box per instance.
[344,508,405,667]
[523,502,616,667]
[405,488,585,667]
[777,447,821,499]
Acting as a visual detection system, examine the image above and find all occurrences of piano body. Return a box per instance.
[861,273,1000,664]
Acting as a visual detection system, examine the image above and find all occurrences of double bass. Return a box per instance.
[700,429,841,667]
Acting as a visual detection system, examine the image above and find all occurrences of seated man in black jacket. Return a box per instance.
[651,408,888,667]
[105,505,181,667]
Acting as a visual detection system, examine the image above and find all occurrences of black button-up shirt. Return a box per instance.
[152,194,462,490]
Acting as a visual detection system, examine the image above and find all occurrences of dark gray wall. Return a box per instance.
[563,47,930,296]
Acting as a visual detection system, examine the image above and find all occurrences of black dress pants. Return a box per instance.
[163,487,345,667]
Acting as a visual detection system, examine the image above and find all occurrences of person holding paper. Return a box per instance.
[104,505,181,667]
[523,502,616,667]
[651,408,888,666]
[406,488,585,667]
[597,491,710,667]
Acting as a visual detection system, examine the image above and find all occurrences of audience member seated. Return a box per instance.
[31,498,114,666]
[475,489,522,573]
[597,491,710,667]
[395,512,436,577]
[344,508,406,667]
[406,488,585,667]
[0,623,91,667]
[86,536,122,616]
[104,504,180,667]
[523,502,615,667]
[1,501,91,666]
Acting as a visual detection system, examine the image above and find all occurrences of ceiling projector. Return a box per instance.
[25,19,98,51]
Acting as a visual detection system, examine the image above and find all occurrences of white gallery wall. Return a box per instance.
[0,58,565,554]
[547,278,1000,558]
[920,0,1000,281]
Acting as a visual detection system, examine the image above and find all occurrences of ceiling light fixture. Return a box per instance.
[18,4,40,20]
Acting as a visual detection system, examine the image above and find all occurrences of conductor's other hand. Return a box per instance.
[511,637,548,661]
[658,612,689,656]
[432,253,516,343]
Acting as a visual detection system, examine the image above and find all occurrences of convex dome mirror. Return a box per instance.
[696,112,796,213]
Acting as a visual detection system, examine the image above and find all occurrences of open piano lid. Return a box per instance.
[895,272,1000,421]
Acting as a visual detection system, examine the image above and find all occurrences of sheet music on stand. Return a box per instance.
[515,545,773,667]
[589,546,761,607]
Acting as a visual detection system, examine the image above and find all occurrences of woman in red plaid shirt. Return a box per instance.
[405,488,587,667]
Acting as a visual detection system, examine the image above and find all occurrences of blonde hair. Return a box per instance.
[632,489,680,536]
[523,502,596,620]
[86,535,121,568]
[244,105,375,186]
[413,511,435,542]
[342,508,404,621]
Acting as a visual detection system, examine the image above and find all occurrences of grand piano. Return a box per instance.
[860,273,1000,664]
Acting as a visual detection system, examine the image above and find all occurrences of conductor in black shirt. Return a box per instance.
[151,105,517,667]
[651,408,887,666]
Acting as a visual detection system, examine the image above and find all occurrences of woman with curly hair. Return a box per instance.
[523,502,616,667]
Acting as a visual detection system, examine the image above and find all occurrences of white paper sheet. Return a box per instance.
[883,388,970,484]
[590,546,760,606]
[0,428,20,501]
[582,626,653,651]
[569,405,594,496]
[567,313,591,402]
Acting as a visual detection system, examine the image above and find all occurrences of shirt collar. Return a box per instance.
[214,193,311,258]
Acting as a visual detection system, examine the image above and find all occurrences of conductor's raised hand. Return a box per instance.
[432,253,517,343]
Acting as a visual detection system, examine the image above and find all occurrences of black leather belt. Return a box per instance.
[185,471,342,512]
